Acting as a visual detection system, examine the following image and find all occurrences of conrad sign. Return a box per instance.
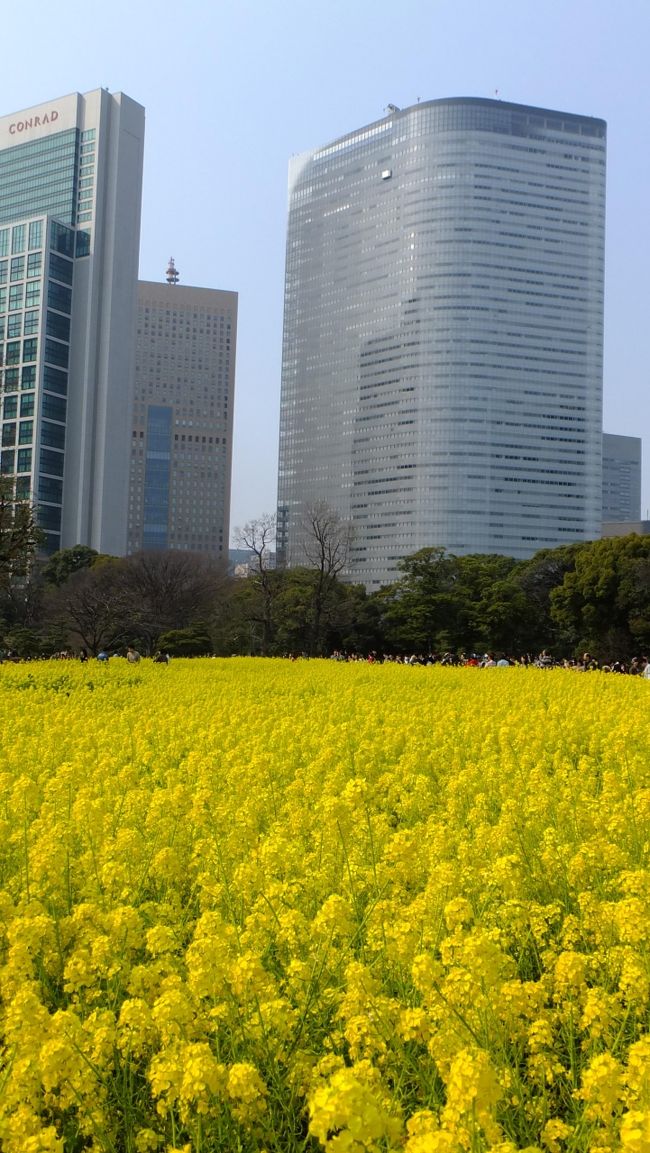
[9,110,60,135]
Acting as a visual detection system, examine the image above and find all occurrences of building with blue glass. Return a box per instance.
[0,89,144,554]
[127,274,237,559]
[277,98,606,589]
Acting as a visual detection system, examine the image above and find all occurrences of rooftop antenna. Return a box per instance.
[166,256,179,285]
[386,103,400,114]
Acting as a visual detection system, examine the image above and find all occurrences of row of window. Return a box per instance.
[0,220,42,257]
[0,443,65,477]
[0,281,41,312]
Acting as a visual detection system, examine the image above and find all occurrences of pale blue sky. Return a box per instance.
[5,0,650,528]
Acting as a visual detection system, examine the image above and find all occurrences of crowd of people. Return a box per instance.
[2,647,650,673]
[329,649,650,675]
[0,646,171,664]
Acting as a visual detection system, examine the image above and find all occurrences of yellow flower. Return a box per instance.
[620,1109,650,1153]
[541,1119,573,1152]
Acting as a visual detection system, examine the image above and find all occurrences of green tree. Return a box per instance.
[513,542,585,654]
[42,545,101,586]
[378,547,459,652]
[550,534,650,659]
[157,627,213,656]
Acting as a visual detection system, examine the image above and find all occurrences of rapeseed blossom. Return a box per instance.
[0,657,649,1149]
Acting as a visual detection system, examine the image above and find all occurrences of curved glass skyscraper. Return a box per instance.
[277,98,606,589]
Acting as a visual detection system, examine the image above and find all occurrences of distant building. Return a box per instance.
[602,432,641,523]
[602,521,650,539]
[277,98,606,589]
[127,268,237,559]
[0,89,144,554]
[229,547,276,578]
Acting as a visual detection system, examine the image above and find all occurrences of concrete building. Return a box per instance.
[127,266,237,559]
[602,521,650,539]
[602,432,642,524]
[0,89,144,554]
[277,98,606,589]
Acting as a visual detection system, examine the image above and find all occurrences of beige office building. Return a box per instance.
[127,272,237,559]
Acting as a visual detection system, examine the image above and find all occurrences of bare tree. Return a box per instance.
[48,550,228,655]
[49,559,130,654]
[233,514,277,654]
[301,502,354,654]
[119,550,228,652]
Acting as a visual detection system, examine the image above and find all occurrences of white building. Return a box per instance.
[277,98,606,588]
[0,89,144,554]
[127,270,237,559]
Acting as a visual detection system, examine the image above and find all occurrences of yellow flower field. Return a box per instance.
[0,658,649,1153]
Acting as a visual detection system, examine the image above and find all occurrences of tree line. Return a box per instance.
[1,483,650,661]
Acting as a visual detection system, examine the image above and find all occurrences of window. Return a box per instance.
[3,396,17,420]
[23,311,39,336]
[6,315,22,338]
[38,504,61,531]
[42,394,66,422]
[11,225,25,254]
[5,341,20,365]
[28,221,42,250]
[40,448,64,476]
[38,476,62,503]
[18,420,33,445]
[76,231,90,259]
[21,366,36,389]
[25,282,41,307]
[40,420,65,449]
[46,312,70,342]
[22,338,38,363]
[2,423,16,446]
[10,257,25,282]
[8,286,24,311]
[1,449,14,473]
[49,253,73,285]
[47,283,71,314]
[27,253,42,278]
[43,366,67,395]
[19,394,34,418]
[16,448,31,473]
[50,221,74,258]
[44,339,67,368]
[0,262,7,285]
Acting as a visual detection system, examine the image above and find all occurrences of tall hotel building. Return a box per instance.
[277,98,606,588]
[127,268,237,558]
[0,90,144,554]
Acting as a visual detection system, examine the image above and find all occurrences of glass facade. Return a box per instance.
[0,214,73,551]
[277,98,607,589]
[0,130,79,226]
[142,405,172,548]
